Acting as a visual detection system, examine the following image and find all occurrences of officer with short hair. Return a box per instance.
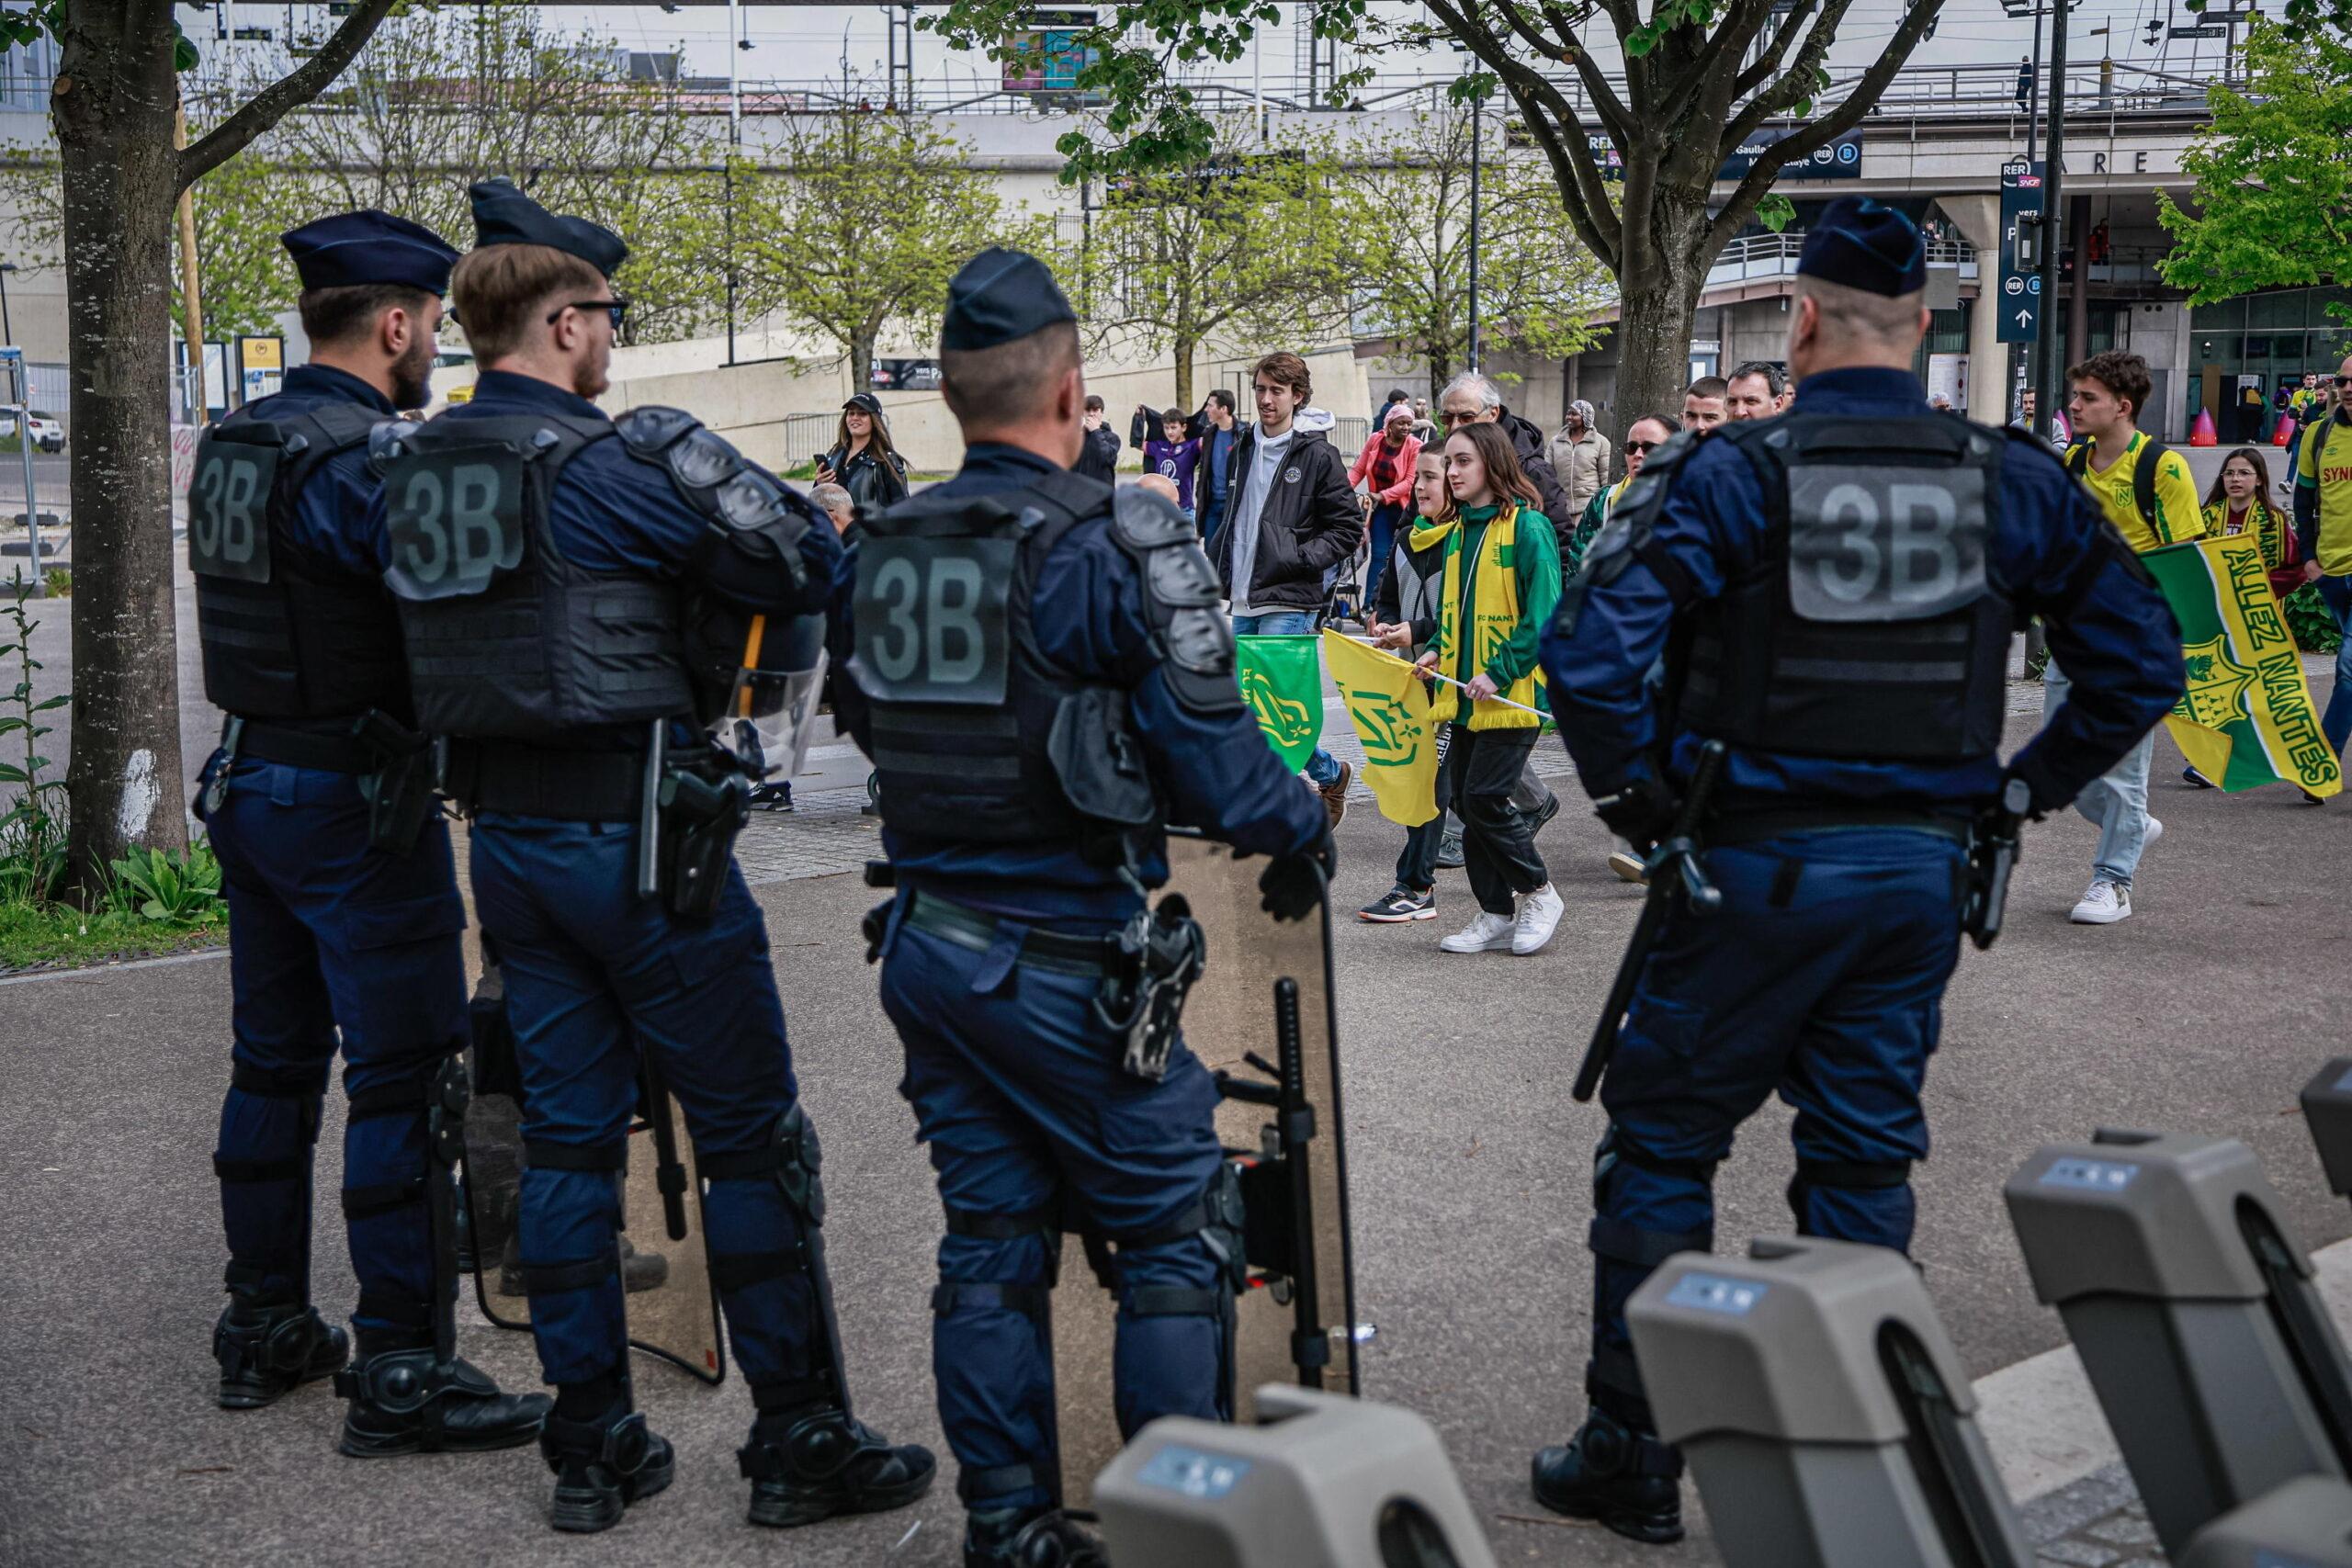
[835,248,1333,1567]
[1531,197,2186,1545]
[366,180,932,1535]
[194,209,549,1453]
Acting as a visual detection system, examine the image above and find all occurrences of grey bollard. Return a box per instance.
[2300,1058,2352,1200]
[2005,1131,2352,1556]
[2180,1475,2352,1567]
[1627,1235,2030,1568]
[1092,1385,1497,1568]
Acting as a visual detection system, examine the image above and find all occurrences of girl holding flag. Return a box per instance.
[1414,422,1565,956]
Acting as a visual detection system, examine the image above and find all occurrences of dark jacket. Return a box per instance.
[1499,410,1575,548]
[1076,423,1121,482]
[1204,412,1363,613]
[1372,513,1448,651]
[823,440,910,513]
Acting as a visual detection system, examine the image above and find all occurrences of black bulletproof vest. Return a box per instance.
[853,472,1148,851]
[379,413,694,741]
[189,400,412,722]
[1680,414,2014,763]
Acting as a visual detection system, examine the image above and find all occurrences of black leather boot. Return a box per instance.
[213,1299,348,1409]
[741,1404,936,1528]
[335,1347,551,1458]
[539,1400,674,1534]
[963,1504,1108,1568]
[1530,1406,1686,1544]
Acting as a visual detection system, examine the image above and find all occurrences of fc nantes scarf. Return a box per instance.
[1409,503,1544,730]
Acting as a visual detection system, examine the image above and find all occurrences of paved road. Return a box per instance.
[3,691,2347,1565]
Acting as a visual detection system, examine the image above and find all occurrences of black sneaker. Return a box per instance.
[336,1348,551,1458]
[213,1300,348,1410]
[1434,829,1465,870]
[751,781,795,813]
[2182,764,2215,789]
[964,1505,1108,1568]
[1359,886,1436,923]
[1531,790,1562,833]
[541,1404,674,1534]
[740,1405,936,1529]
[1530,1408,1685,1545]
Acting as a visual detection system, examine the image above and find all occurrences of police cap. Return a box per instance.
[467,178,628,277]
[942,247,1077,352]
[280,209,459,295]
[1796,197,1927,299]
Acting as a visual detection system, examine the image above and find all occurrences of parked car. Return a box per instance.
[25,411,62,452]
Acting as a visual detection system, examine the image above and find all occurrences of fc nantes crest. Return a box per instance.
[2177,635,2257,730]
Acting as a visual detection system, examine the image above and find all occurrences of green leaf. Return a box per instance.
[1756,193,1798,231]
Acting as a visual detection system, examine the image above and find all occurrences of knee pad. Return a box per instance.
[1787,1156,1913,1225]
[935,1200,1063,1324]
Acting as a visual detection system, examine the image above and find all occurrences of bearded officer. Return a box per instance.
[364,180,932,1534]
[1530,197,2186,1544]
[193,209,548,1453]
[834,249,1333,1567]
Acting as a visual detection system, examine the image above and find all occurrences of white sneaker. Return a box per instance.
[1510,885,1565,954]
[2143,817,2164,849]
[2070,879,2132,924]
[1439,910,1515,953]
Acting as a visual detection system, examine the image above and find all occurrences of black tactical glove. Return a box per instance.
[1592,764,1677,852]
[1258,832,1337,922]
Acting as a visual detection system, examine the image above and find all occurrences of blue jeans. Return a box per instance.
[1589,829,1965,1429]
[2043,660,2156,886]
[1230,611,1341,786]
[1363,502,1406,620]
[2320,574,2352,758]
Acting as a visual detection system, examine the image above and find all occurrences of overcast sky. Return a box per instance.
[180,1,2245,102]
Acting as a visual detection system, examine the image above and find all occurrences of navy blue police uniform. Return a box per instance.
[194,209,548,1452]
[1531,198,2188,1543]
[363,180,932,1534]
[832,248,1331,1567]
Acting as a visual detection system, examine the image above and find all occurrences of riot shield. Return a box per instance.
[1053,832,1359,1502]
[462,963,726,1383]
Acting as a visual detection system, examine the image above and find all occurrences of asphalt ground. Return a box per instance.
[4,685,2349,1566]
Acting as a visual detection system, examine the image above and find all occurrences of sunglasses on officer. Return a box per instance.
[546,298,629,332]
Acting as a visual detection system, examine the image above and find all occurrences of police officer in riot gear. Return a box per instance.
[834,248,1333,1568]
[366,180,933,1534]
[193,209,548,1452]
[1532,197,2187,1544]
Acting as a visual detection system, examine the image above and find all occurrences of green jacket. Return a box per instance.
[1450,503,1561,688]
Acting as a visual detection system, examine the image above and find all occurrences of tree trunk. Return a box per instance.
[850,334,874,399]
[55,3,190,890]
[1171,333,1194,412]
[1607,262,1709,441]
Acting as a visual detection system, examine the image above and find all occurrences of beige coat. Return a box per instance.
[1547,424,1611,509]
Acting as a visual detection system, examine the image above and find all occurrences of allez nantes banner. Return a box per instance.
[2144,536,2343,798]
[1233,633,1446,826]
[1235,636,1323,773]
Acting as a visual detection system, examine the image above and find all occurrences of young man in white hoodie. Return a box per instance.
[1204,350,1365,826]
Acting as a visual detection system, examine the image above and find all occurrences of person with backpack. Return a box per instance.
[2057,350,2201,925]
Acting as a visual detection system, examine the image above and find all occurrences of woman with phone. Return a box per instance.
[814,391,910,514]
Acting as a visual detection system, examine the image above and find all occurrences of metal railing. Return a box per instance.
[1708,231,1979,289]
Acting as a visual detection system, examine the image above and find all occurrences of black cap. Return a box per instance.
[941,247,1077,352]
[1796,197,1928,299]
[467,178,628,277]
[280,209,459,294]
[842,391,883,417]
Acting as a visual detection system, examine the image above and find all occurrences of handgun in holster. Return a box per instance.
[351,708,439,855]
[1094,894,1207,1082]
[655,761,751,921]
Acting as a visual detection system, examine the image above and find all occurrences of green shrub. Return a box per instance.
[107,840,226,928]
[2286,581,2344,653]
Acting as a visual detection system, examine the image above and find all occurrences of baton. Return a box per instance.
[636,717,664,902]
[639,1060,692,1243]
[1571,739,1729,1103]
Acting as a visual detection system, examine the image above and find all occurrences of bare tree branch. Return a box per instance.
[1535,0,1638,137]
[1494,73,1623,271]
[1711,0,1946,246]
[179,0,398,189]
[1732,0,1825,99]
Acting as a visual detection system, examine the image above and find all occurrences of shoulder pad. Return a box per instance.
[711,468,815,539]
[368,418,423,478]
[1111,483,1195,549]
[612,405,703,457]
[2000,425,2072,473]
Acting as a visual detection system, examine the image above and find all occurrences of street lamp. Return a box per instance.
[0,263,17,348]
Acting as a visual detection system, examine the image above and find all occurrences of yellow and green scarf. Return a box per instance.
[1409,502,1545,730]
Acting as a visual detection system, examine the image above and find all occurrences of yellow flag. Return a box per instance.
[1320,629,1442,827]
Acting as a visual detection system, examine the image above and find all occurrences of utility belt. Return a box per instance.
[212,711,441,856]
[448,731,752,922]
[881,884,1206,1083]
[1704,804,1972,849]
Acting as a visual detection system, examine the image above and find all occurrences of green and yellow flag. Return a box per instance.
[1235,635,1325,773]
[1321,630,1442,827]
[2143,535,2343,798]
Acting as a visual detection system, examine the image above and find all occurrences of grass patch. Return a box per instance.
[0,900,225,974]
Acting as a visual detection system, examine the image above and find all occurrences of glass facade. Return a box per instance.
[2191,288,2352,388]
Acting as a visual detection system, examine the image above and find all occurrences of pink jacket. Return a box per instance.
[1349,430,1421,507]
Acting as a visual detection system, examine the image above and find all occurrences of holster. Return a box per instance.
[352,710,438,855]
[1092,894,1206,1082]
[656,761,750,920]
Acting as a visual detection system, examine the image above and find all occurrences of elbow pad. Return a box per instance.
[1109,486,1245,717]
[615,405,814,596]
